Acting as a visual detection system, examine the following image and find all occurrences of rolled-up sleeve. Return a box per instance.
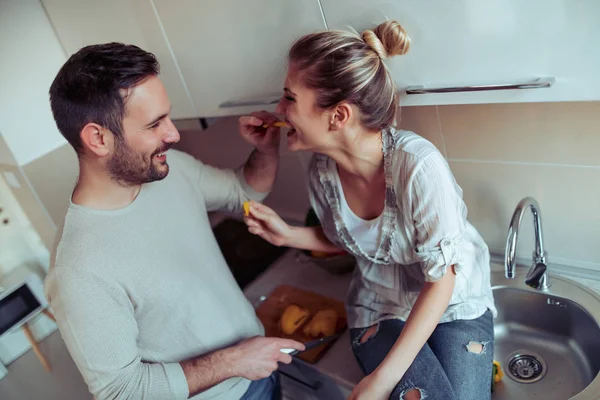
[199,163,269,212]
[409,152,467,282]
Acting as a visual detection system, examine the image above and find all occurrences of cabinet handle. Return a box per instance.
[219,95,281,108]
[405,77,555,95]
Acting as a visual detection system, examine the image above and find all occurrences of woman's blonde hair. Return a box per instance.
[289,20,409,130]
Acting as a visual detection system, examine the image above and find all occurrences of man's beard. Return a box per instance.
[106,137,170,186]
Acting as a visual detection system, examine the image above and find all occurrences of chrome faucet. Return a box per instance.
[505,197,550,290]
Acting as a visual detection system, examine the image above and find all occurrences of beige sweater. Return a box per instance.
[45,150,266,400]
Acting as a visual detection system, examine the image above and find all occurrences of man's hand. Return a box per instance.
[239,111,281,155]
[183,336,304,396]
[229,336,305,380]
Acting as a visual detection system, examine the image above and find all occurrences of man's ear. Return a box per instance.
[329,102,352,131]
[80,123,112,157]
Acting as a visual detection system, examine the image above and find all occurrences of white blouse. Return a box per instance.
[334,170,383,256]
[308,128,497,329]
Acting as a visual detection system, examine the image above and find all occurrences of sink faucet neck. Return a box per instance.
[505,197,550,290]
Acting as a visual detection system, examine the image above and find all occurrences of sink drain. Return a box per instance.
[506,352,547,383]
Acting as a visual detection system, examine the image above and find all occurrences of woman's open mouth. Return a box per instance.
[286,121,297,137]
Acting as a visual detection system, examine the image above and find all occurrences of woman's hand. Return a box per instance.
[244,202,292,247]
[348,373,396,400]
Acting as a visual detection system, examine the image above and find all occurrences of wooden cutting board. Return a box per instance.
[255,285,347,364]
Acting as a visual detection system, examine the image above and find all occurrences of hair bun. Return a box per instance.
[362,20,410,59]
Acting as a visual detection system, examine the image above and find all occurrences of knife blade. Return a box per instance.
[280,333,341,356]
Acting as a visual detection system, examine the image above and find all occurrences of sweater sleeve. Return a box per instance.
[198,163,269,213]
[45,269,189,400]
[173,150,269,213]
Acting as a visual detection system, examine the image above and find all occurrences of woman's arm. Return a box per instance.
[244,201,341,253]
[348,270,456,400]
[376,268,455,387]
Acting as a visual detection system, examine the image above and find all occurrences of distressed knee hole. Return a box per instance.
[359,325,378,344]
[401,388,425,400]
[466,340,487,354]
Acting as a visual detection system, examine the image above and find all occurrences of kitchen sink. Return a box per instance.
[491,269,600,400]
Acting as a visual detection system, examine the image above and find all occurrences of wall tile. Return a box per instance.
[398,106,446,157]
[439,102,600,166]
[450,160,600,270]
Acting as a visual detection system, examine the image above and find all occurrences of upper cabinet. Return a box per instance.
[42,0,196,119]
[320,0,600,106]
[42,0,600,118]
[151,0,327,117]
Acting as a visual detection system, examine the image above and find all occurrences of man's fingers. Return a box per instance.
[277,353,293,364]
[251,110,277,124]
[277,339,305,351]
[240,115,263,127]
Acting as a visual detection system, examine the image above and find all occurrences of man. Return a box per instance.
[44,43,303,400]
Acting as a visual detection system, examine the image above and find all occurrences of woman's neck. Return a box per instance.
[325,127,384,184]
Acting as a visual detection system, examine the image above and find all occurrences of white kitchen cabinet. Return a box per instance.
[41,0,196,119]
[320,0,600,106]
[41,0,600,121]
[152,0,327,118]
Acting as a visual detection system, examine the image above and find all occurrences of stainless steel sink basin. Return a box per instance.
[491,269,600,400]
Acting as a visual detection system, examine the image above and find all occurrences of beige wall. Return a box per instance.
[22,144,78,228]
[399,101,600,272]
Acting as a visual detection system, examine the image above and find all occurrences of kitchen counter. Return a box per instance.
[243,248,362,389]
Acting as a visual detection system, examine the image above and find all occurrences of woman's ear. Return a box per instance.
[80,123,112,157]
[329,102,352,131]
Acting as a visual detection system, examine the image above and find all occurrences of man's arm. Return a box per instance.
[46,270,304,400]
[238,111,282,193]
[242,148,279,194]
[181,336,304,397]
[46,271,189,400]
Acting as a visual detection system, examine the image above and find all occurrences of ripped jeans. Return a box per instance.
[350,309,494,400]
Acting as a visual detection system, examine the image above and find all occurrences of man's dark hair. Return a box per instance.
[49,43,160,155]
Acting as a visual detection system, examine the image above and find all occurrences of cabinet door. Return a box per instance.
[42,0,196,119]
[152,0,327,118]
[320,0,600,105]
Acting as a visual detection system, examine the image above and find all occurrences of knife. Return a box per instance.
[280,333,341,356]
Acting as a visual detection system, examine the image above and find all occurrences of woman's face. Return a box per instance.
[276,68,332,152]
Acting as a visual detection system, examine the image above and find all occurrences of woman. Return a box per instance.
[243,20,496,400]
